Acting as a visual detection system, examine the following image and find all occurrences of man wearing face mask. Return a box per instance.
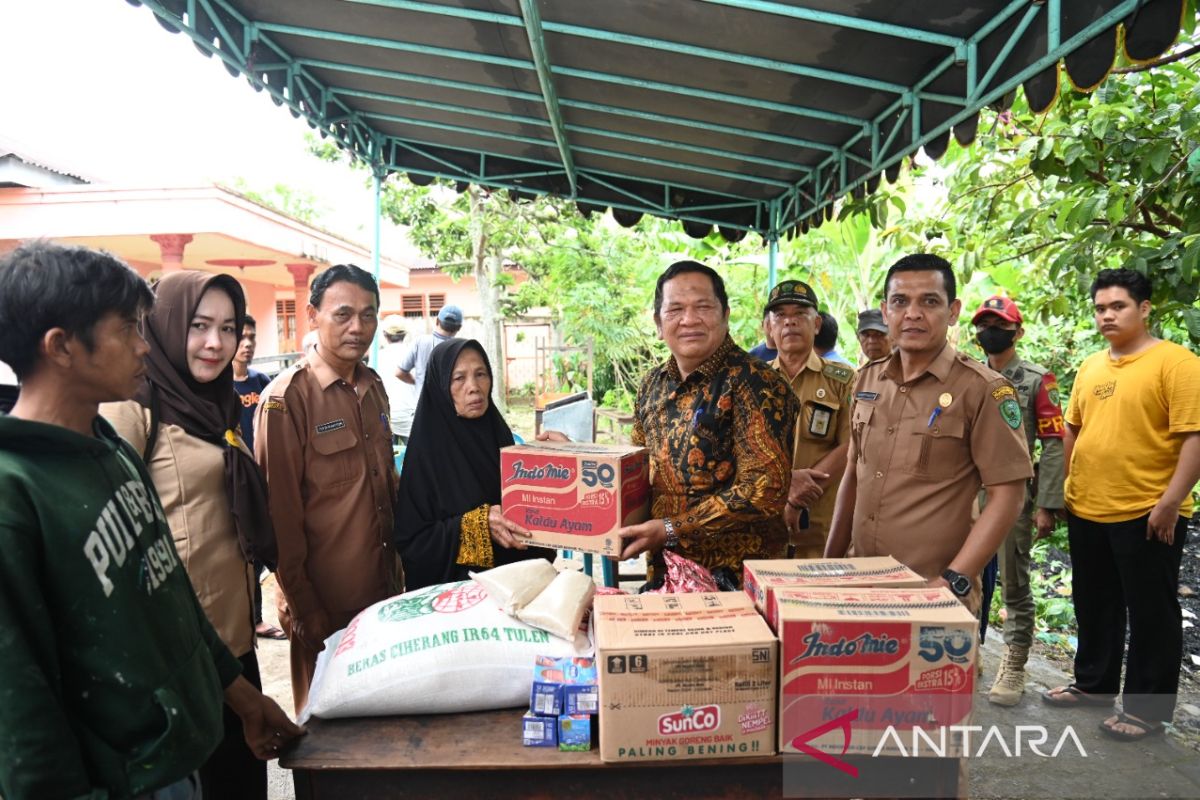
[972,295,1065,707]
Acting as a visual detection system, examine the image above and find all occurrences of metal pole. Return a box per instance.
[767,198,780,289]
[370,165,384,368]
[768,236,779,289]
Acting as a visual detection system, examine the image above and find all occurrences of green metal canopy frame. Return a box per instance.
[128,0,1185,244]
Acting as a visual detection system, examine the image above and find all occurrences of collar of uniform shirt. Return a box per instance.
[880,341,955,384]
[773,348,824,382]
[665,333,736,383]
[307,345,370,391]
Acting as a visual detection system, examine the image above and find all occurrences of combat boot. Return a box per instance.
[987,645,1030,706]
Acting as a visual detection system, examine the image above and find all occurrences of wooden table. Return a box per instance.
[282,708,959,799]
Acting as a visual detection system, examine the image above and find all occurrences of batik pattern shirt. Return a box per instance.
[633,335,799,574]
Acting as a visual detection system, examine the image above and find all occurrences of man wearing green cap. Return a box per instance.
[765,279,854,557]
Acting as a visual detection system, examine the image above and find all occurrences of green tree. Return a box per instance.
[228,178,327,225]
[921,35,1200,378]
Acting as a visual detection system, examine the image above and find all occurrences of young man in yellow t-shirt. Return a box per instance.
[1042,269,1200,743]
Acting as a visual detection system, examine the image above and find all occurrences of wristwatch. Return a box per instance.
[942,569,971,598]
[662,518,679,549]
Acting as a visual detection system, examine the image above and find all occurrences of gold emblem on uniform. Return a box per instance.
[816,388,826,399]
[938,392,953,408]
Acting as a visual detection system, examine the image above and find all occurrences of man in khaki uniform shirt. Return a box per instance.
[764,279,853,557]
[255,265,400,713]
[826,255,1031,615]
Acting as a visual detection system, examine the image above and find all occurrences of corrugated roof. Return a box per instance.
[0,135,92,185]
[126,0,1185,240]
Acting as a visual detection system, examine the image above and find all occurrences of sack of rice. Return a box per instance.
[303,580,592,721]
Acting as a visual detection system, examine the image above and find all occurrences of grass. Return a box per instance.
[986,525,1077,642]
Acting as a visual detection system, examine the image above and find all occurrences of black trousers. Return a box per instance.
[199,650,267,800]
[1067,510,1188,723]
[252,561,265,625]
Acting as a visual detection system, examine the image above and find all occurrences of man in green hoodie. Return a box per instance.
[0,241,303,800]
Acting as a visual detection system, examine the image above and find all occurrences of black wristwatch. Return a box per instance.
[942,569,971,598]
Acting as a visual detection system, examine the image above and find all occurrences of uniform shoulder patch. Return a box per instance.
[999,397,1022,429]
[262,399,286,413]
[991,384,1016,402]
[822,363,853,383]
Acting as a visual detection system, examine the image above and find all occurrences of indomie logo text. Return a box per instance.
[795,631,899,660]
[508,460,572,481]
[658,705,721,735]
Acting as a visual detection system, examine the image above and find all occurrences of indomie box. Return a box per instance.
[777,587,976,758]
[594,592,777,763]
[743,557,925,630]
[501,441,649,556]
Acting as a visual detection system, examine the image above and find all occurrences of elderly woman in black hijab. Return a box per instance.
[395,338,555,590]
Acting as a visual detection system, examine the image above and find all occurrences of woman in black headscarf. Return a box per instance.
[101,270,278,799]
[395,338,554,590]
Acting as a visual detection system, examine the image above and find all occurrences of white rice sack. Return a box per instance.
[303,580,591,721]
[470,559,558,614]
[515,569,596,641]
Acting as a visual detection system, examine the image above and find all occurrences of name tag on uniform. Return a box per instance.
[315,419,347,434]
[809,403,833,437]
[855,391,879,401]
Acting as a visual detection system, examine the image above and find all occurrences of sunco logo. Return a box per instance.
[658,704,721,735]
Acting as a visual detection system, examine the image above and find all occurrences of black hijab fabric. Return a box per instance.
[133,270,277,569]
[394,338,553,590]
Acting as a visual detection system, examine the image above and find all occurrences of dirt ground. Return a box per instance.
[1034,518,1200,752]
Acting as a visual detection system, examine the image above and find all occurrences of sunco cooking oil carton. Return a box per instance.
[500,441,649,556]
[594,592,777,763]
[777,587,976,758]
[743,557,925,631]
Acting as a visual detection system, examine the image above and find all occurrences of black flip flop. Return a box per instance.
[255,623,288,641]
[1098,713,1164,742]
[1040,685,1115,707]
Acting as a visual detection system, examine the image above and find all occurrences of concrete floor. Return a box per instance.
[964,636,1200,799]
[256,576,296,800]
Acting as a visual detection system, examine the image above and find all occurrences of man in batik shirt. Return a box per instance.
[618,260,799,586]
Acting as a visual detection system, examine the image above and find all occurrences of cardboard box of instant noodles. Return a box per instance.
[500,441,649,556]
[777,586,976,758]
[743,556,925,631]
